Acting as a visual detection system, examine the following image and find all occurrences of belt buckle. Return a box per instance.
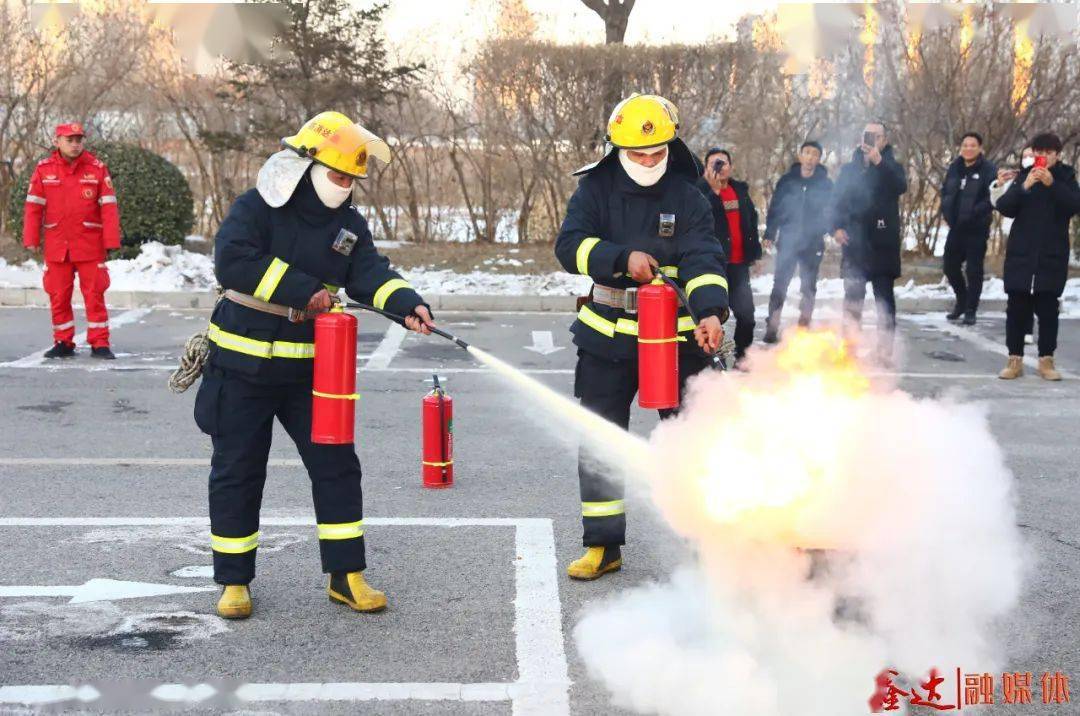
[624,287,638,314]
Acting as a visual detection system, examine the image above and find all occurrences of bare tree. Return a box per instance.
[579,0,636,44]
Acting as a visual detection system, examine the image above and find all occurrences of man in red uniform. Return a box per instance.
[23,123,121,359]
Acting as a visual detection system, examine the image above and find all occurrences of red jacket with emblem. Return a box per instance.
[22,150,121,263]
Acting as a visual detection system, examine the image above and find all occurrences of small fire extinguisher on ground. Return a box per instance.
[422,374,453,488]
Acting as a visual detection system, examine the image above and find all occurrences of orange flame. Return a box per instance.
[654,330,872,550]
[860,3,878,90]
[959,7,975,57]
[1012,21,1034,114]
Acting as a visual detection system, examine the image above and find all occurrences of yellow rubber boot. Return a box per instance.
[567,546,622,580]
[328,572,387,612]
[216,585,252,619]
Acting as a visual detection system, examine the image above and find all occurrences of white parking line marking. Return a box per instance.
[0,308,152,368]
[366,322,408,370]
[0,516,570,714]
[0,460,300,470]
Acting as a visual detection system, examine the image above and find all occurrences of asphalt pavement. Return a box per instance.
[0,304,1077,715]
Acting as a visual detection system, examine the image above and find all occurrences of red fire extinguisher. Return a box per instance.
[637,277,679,409]
[422,374,453,488]
[311,306,359,444]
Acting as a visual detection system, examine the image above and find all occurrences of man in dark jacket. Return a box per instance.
[762,140,833,342]
[831,122,908,364]
[696,147,760,367]
[196,112,434,619]
[995,132,1080,381]
[555,94,729,581]
[940,132,996,324]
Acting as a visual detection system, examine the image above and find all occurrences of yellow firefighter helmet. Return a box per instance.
[606,94,680,150]
[281,111,391,179]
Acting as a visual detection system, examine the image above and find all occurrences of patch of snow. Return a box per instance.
[400,267,591,296]
[0,242,217,291]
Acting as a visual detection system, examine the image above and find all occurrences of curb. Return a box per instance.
[0,287,1006,313]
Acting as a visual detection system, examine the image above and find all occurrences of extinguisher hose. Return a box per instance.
[655,273,727,371]
[344,302,472,350]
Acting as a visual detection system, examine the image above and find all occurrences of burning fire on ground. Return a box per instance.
[574,329,1025,715]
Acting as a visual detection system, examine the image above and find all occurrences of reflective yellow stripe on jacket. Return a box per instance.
[685,273,728,298]
[208,323,314,360]
[373,278,413,310]
[211,531,260,554]
[576,237,601,275]
[582,500,625,517]
[577,306,696,339]
[253,258,289,302]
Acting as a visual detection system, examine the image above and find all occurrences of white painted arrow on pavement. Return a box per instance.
[524,330,564,355]
[0,578,216,604]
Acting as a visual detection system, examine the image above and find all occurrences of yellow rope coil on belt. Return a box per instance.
[168,330,211,394]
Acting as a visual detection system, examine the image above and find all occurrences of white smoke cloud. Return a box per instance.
[573,331,1025,715]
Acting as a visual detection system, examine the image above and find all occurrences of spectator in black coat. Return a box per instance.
[994,132,1080,381]
[830,121,908,365]
[940,132,996,324]
[696,147,761,368]
[762,140,833,342]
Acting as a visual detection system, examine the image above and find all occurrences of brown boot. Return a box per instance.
[998,356,1023,380]
[1037,356,1062,381]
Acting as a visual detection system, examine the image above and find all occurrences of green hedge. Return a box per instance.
[7,142,194,258]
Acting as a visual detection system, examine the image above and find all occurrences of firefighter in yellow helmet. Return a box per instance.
[195,111,435,618]
[555,94,730,580]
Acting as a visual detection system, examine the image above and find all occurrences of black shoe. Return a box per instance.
[763,328,779,344]
[91,346,116,360]
[962,312,976,326]
[43,342,75,359]
[946,303,963,321]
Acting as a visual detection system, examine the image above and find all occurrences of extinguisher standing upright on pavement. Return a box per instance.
[422,374,454,488]
[637,277,680,409]
[311,306,359,444]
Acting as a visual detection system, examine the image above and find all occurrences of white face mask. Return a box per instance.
[1021,156,1035,169]
[618,148,668,187]
[310,163,354,208]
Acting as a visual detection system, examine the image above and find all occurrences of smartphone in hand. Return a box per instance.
[1034,155,1047,169]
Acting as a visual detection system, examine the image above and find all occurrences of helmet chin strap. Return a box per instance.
[618,148,668,187]
[310,163,354,208]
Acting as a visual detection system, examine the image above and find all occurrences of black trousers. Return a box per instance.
[574,349,711,546]
[767,246,822,329]
[843,274,897,358]
[727,263,756,357]
[943,229,989,313]
[195,367,366,585]
[1006,291,1059,357]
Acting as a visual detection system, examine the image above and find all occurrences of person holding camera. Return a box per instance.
[830,122,908,366]
[940,132,996,325]
[762,140,833,342]
[696,147,761,368]
[994,132,1080,381]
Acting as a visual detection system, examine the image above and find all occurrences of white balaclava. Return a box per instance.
[618,144,669,187]
[310,163,354,208]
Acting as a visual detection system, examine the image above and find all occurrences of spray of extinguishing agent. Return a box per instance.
[332,271,721,471]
